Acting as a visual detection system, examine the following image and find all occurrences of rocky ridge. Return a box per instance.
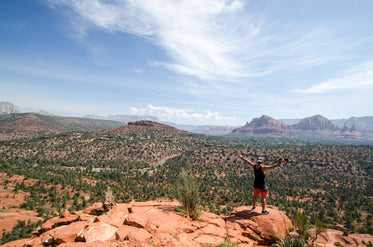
[231,115,365,140]
[2,201,293,247]
[3,200,372,247]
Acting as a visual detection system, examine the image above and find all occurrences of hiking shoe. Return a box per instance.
[251,207,256,211]
[262,210,269,215]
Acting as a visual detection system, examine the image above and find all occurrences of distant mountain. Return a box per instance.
[231,115,367,141]
[337,124,364,139]
[0,101,20,115]
[0,113,124,139]
[84,114,159,123]
[103,120,184,136]
[292,115,338,131]
[331,116,373,137]
[38,110,54,116]
[232,115,289,136]
[190,125,237,135]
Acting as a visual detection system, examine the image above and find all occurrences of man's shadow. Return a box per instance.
[224,209,262,228]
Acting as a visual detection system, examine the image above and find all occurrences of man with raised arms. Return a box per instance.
[238,155,285,215]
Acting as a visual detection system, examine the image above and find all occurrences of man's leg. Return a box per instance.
[252,195,257,209]
[261,197,266,212]
[261,190,269,214]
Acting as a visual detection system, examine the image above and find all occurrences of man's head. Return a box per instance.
[257,157,264,165]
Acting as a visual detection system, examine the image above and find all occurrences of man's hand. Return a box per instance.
[238,154,243,159]
[278,158,285,163]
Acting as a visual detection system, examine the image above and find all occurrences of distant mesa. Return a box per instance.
[104,120,183,136]
[292,115,338,131]
[37,109,54,116]
[337,124,364,139]
[84,114,160,124]
[0,101,21,115]
[231,114,365,140]
[232,115,288,136]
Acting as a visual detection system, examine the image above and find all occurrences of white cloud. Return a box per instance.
[130,105,236,124]
[46,0,343,82]
[296,60,373,93]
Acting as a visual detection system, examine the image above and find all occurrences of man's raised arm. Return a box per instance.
[263,158,285,172]
[238,155,255,168]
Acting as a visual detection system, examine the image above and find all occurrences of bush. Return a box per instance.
[175,169,200,220]
[0,220,43,245]
[273,235,307,247]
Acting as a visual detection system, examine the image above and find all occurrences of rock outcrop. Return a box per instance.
[0,102,20,115]
[313,229,373,247]
[292,115,338,131]
[338,124,364,139]
[1,201,293,247]
[232,115,288,136]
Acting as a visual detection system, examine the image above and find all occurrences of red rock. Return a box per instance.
[50,221,87,244]
[81,222,117,243]
[125,213,148,228]
[176,232,200,247]
[106,204,129,227]
[225,221,243,238]
[3,201,302,247]
[200,224,226,237]
[0,238,32,247]
[313,229,373,247]
[200,211,225,228]
[81,202,104,215]
[41,214,79,232]
[227,206,293,245]
[78,213,96,223]
[194,234,225,246]
[61,209,71,218]
[116,225,152,242]
[152,232,181,246]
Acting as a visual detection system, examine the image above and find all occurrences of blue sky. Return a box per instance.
[1,0,372,125]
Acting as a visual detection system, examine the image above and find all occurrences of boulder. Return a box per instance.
[61,209,71,218]
[50,221,87,244]
[116,225,152,242]
[40,214,79,232]
[226,206,293,245]
[80,222,117,243]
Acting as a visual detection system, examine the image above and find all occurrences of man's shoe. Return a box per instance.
[251,207,256,211]
[262,210,269,215]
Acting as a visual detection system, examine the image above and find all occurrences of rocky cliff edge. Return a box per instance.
[2,200,293,247]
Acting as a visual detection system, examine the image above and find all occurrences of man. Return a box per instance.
[238,155,285,215]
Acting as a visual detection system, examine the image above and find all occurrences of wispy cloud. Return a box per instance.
[130,105,236,124]
[0,21,28,31]
[46,0,343,82]
[296,60,373,93]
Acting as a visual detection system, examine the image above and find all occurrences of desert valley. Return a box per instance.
[0,102,372,246]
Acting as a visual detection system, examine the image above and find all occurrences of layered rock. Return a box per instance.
[232,115,289,136]
[292,115,338,131]
[338,124,364,139]
[313,229,373,247]
[2,201,293,247]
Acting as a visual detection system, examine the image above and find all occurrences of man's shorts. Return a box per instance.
[253,187,269,198]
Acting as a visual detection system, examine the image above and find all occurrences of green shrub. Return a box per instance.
[273,235,307,247]
[175,169,200,220]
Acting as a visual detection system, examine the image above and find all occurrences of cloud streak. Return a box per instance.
[130,105,236,124]
[47,0,343,82]
[296,60,373,93]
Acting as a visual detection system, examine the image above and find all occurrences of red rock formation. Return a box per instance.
[313,229,373,247]
[1,201,295,247]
